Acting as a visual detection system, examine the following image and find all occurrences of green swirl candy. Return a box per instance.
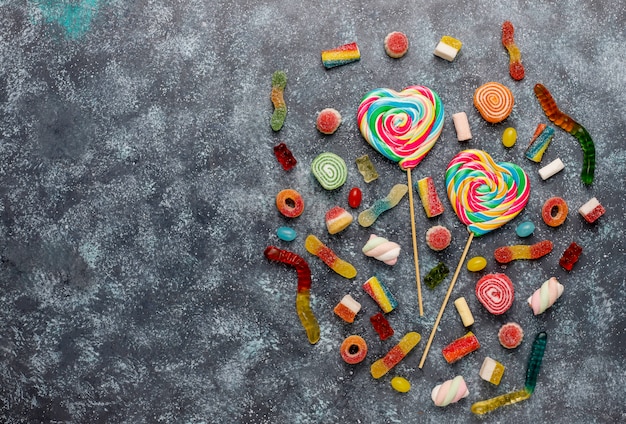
[311,152,348,190]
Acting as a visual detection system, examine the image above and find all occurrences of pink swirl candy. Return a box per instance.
[357,86,444,170]
[445,149,530,237]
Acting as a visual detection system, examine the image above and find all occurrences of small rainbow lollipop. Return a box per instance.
[358,86,444,316]
[419,149,530,368]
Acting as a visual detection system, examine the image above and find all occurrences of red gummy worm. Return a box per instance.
[264,246,311,292]
[494,240,553,264]
[502,21,525,80]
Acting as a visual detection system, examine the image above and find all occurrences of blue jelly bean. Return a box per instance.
[277,226,297,241]
[516,221,535,238]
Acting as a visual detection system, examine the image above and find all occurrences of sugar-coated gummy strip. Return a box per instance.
[416,176,444,217]
[357,86,444,170]
[534,84,595,184]
[442,331,480,364]
[578,197,605,223]
[321,42,360,69]
[304,234,357,279]
[473,82,514,123]
[311,152,348,190]
[475,273,514,315]
[493,240,553,264]
[471,332,547,415]
[528,277,564,315]
[445,149,530,237]
[501,21,525,81]
[454,297,474,327]
[525,331,547,393]
[358,184,408,227]
[270,71,287,131]
[452,112,472,141]
[538,158,564,180]
[431,376,469,407]
[559,242,582,271]
[362,276,398,313]
[370,332,421,379]
[355,154,379,183]
[525,124,555,163]
[264,246,320,344]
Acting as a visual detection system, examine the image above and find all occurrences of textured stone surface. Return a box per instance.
[1,1,625,423]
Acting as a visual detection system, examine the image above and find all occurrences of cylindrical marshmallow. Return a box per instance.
[538,158,564,180]
[452,112,472,141]
[454,297,474,327]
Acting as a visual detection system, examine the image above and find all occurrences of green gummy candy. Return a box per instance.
[424,262,450,290]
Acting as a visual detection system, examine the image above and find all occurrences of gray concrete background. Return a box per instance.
[0,1,624,423]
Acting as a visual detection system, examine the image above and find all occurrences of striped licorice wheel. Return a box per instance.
[311,152,348,190]
[473,82,514,123]
[475,273,515,315]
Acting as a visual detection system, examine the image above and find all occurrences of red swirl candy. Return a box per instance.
[475,273,515,315]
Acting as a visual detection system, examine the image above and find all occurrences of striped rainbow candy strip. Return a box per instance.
[445,149,530,237]
[357,86,444,170]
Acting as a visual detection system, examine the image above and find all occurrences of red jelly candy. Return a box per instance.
[273,142,297,171]
[348,187,362,209]
[559,242,582,271]
[442,332,480,364]
[370,312,394,340]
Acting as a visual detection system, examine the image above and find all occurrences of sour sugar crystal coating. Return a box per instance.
[475,273,515,315]
[316,108,342,134]
[340,335,368,364]
[452,111,472,141]
[516,221,535,238]
[466,256,487,272]
[431,376,469,406]
[334,294,362,323]
[370,332,421,379]
[498,322,524,349]
[473,82,514,123]
[493,240,553,264]
[502,127,517,147]
[321,42,361,69]
[276,189,304,218]
[325,206,353,234]
[384,31,409,58]
[434,35,463,61]
[578,197,605,224]
[362,234,401,265]
[416,176,444,217]
[501,21,525,81]
[391,376,411,393]
[542,197,568,227]
[276,226,297,242]
[559,242,582,271]
[355,154,379,183]
[480,357,505,385]
[370,312,394,340]
[358,184,408,227]
[348,187,362,208]
[424,262,450,290]
[454,297,475,327]
[538,158,565,180]
[362,276,398,313]
[304,234,357,279]
[442,331,480,364]
[525,124,555,163]
[425,225,452,251]
[528,277,564,315]
[273,142,297,171]
[311,152,348,190]
[270,70,287,131]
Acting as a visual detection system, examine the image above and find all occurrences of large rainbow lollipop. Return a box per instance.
[419,149,530,368]
[358,86,444,316]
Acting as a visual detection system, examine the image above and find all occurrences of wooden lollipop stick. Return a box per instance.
[418,231,474,368]
[406,169,423,316]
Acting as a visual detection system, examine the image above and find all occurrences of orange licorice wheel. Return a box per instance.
[473,82,514,123]
[340,335,368,364]
[276,189,304,218]
[542,197,568,227]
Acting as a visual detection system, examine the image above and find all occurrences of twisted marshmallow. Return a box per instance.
[431,376,469,407]
[362,234,401,265]
[528,277,564,315]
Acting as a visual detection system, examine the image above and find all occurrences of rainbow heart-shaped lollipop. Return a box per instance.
[357,86,444,170]
[445,149,530,236]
